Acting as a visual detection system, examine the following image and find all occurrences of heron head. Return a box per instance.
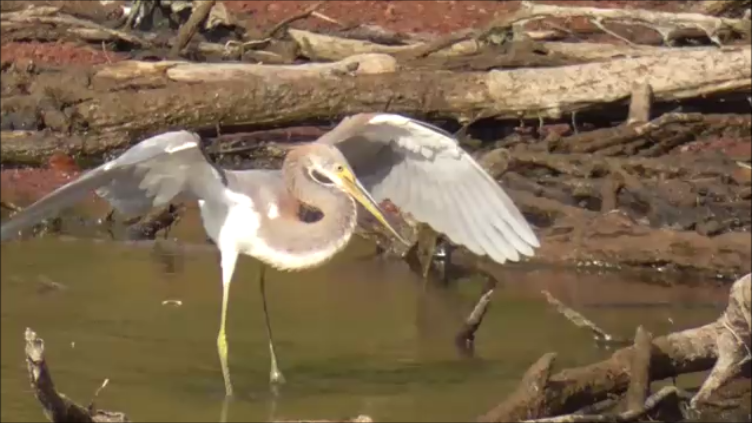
[303,144,408,245]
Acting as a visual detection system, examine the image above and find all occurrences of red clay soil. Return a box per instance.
[0,1,692,66]
[0,41,126,67]
[0,167,84,208]
[224,1,690,35]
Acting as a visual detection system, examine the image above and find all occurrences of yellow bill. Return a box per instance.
[338,170,410,246]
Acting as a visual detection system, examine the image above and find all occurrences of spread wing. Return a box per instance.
[1,131,226,241]
[318,113,539,264]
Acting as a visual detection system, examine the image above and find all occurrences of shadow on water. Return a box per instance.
[0,234,730,422]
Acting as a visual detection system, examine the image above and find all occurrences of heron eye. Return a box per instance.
[310,169,334,185]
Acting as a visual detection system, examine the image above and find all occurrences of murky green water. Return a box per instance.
[1,234,729,422]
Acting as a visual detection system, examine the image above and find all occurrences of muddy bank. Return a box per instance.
[1,0,750,282]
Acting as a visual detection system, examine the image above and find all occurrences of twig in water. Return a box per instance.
[541,290,630,346]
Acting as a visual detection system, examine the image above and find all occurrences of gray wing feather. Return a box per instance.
[1,131,225,241]
[446,183,485,255]
[461,176,518,262]
[320,113,539,264]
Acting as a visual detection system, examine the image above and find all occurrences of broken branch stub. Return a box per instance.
[691,273,751,409]
[24,328,129,423]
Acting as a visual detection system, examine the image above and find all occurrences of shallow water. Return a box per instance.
[0,233,730,422]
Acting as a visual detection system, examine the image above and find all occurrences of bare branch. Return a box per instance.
[541,290,627,345]
[24,328,129,423]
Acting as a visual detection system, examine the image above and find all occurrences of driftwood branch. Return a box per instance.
[264,1,326,39]
[91,53,397,83]
[691,273,752,408]
[1,5,152,47]
[24,328,129,423]
[541,290,629,346]
[478,273,752,422]
[481,353,558,421]
[287,28,710,65]
[626,327,653,411]
[169,0,216,58]
[455,276,498,357]
[493,1,751,45]
[520,386,687,423]
[288,28,482,62]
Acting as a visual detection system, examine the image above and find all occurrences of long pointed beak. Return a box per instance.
[339,173,410,246]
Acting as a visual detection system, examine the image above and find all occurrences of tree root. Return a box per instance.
[520,386,689,423]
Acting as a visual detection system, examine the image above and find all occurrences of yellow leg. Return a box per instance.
[218,250,238,397]
[259,265,285,385]
[220,395,231,423]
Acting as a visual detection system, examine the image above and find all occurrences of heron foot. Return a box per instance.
[269,344,286,386]
[270,368,286,386]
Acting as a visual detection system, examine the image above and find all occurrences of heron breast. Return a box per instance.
[199,191,261,254]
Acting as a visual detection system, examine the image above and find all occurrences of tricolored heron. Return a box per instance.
[0,113,540,397]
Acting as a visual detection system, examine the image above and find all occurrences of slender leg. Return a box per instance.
[220,396,231,423]
[259,265,286,385]
[218,250,238,397]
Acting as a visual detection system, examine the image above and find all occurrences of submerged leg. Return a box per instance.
[220,396,231,423]
[259,265,286,385]
[218,249,238,397]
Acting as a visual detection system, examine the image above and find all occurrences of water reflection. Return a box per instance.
[1,236,728,422]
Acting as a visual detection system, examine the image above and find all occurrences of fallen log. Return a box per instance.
[486,0,751,46]
[91,53,398,84]
[288,28,699,64]
[478,273,751,422]
[1,45,748,162]
[0,5,151,48]
[288,28,481,61]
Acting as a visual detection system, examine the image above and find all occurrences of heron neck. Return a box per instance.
[255,163,358,271]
